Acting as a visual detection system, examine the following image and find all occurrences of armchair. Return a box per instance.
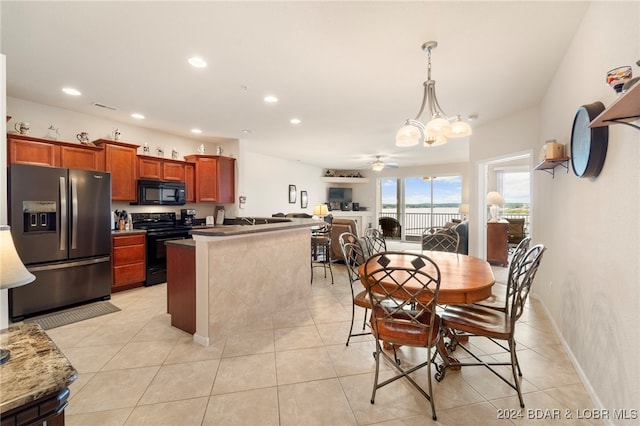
[378,217,401,239]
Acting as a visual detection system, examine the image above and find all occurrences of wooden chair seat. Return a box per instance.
[441,304,511,340]
[373,306,441,347]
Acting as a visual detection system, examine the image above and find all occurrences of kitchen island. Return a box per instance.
[186,218,317,346]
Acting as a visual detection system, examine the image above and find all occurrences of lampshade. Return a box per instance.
[450,116,473,137]
[313,205,328,216]
[0,226,35,290]
[1,225,36,365]
[458,203,469,214]
[486,192,505,206]
[395,120,424,147]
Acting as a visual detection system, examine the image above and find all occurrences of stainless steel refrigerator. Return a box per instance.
[9,164,112,321]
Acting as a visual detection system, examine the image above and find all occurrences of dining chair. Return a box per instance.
[364,228,386,256]
[473,236,531,312]
[437,244,546,408]
[339,232,371,346]
[363,251,442,421]
[421,227,460,253]
[310,222,333,284]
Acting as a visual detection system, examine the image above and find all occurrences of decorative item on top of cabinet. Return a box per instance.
[93,139,140,201]
[183,154,235,203]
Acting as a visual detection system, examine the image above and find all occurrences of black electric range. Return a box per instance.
[131,212,192,286]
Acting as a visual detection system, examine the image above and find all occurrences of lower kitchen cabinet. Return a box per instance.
[112,233,146,290]
[487,221,509,266]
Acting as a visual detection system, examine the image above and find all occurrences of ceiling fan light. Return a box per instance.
[449,116,472,138]
[395,122,423,147]
[372,160,385,172]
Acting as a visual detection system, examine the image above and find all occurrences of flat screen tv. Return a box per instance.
[328,187,352,203]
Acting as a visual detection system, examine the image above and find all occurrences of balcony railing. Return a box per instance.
[379,212,529,240]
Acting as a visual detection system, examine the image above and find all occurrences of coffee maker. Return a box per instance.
[180,209,196,226]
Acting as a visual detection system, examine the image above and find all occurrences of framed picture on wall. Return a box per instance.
[289,185,296,203]
[300,191,308,208]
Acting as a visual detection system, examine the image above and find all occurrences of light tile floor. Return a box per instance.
[43,245,602,426]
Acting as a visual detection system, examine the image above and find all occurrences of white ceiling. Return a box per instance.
[1,1,589,170]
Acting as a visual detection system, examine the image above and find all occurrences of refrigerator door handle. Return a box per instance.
[60,177,67,251]
[71,177,78,250]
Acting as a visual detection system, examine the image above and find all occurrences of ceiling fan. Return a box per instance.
[371,155,399,172]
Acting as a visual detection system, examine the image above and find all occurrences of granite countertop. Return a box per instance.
[0,323,78,413]
[165,239,195,248]
[190,218,319,237]
[111,229,146,235]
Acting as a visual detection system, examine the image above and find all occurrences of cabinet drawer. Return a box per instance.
[113,234,145,247]
[113,263,145,287]
[113,244,145,265]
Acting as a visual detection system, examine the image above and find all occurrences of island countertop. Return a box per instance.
[190,218,319,237]
[0,323,78,414]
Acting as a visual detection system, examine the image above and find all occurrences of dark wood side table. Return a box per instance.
[487,221,509,267]
[0,323,77,426]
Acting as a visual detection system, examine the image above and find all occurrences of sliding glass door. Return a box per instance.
[379,175,463,241]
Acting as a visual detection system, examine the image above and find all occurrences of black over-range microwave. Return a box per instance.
[136,180,186,205]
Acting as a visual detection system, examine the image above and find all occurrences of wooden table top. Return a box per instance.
[359,251,495,305]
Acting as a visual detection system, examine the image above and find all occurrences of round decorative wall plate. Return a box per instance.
[570,102,608,178]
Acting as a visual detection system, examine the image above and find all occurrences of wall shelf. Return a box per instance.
[589,82,640,130]
[534,157,570,178]
[320,177,370,183]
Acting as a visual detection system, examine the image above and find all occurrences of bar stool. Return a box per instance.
[310,223,333,284]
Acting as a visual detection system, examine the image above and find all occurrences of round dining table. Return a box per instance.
[358,250,495,305]
[358,250,496,370]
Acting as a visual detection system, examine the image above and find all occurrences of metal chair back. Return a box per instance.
[364,228,386,256]
[421,227,460,253]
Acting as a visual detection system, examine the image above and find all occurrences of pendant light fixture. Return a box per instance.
[395,41,472,147]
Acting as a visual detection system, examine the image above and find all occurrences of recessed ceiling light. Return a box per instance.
[191,128,202,134]
[264,95,278,104]
[131,113,145,120]
[290,118,301,125]
[188,57,207,68]
[62,87,81,96]
[241,129,253,134]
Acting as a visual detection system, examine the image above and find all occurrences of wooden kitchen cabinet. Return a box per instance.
[487,221,509,266]
[184,154,235,203]
[162,159,185,181]
[95,139,139,201]
[166,241,195,334]
[138,156,185,182]
[138,156,163,180]
[8,134,102,170]
[8,134,58,167]
[60,144,102,170]
[112,233,146,291]
[184,163,195,202]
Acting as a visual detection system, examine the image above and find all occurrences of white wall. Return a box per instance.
[240,151,327,217]
[535,1,639,412]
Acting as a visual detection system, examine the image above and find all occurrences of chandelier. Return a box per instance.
[396,41,472,147]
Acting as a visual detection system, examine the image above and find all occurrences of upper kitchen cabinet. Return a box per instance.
[7,134,101,170]
[137,156,186,182]
[94,139,139,201]
[183,154,235,203]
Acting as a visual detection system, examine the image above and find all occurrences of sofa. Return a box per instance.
[329,218,359,262]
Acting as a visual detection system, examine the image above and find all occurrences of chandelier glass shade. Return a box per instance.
[395,41,472,147]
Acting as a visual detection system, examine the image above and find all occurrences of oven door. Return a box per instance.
[145,230,191,286]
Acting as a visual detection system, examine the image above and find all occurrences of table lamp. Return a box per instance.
[313,204,328,219]
[486,192,505,222]
[458,203,469,221]
[0,225,36,365]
